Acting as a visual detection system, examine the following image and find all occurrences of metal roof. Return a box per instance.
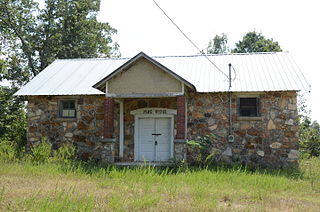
[14,52,310,96]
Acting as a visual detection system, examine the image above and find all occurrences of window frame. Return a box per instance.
[237,97,261,118]
[58,99,77,119]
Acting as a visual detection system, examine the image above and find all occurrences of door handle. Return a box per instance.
[155,141,158,146]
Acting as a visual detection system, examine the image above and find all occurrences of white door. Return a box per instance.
[138,117,171,161]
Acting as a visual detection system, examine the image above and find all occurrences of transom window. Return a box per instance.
[59,100,76,118]
[238,97,260,117]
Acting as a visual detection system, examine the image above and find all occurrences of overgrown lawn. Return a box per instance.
[0,158,319,211]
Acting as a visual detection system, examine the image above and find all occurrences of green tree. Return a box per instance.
[232,31,282,53]
[0,86,27,147]
[205,33,229,54]
[0,0,119,86]
[0,0,119,148]
[299,116,320,157]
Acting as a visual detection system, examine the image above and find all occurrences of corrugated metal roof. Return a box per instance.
[14,52,310,96]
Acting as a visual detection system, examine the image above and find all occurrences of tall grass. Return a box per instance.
[0,140,320,211]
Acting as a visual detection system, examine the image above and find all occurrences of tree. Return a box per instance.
[0,0,119,86]
[299,116,320,157]
[0,0,119,148]
[0,85,27,147]
[204,33,229,54]
[232,31,282,53]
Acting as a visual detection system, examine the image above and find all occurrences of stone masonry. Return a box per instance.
[27,95,117,162]
[26,91,299,168]
[186,91,299,168]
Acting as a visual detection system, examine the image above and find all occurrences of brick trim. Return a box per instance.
[104,97,114,139]
[176,95,186,139]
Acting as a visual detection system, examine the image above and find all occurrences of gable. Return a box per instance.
[107,58,183,95]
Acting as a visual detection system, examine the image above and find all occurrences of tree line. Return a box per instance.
[203,31,281,55]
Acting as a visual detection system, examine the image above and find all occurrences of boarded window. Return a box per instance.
[59,100,76,118]
[238,98,260,117]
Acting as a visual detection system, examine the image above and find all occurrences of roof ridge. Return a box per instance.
[55,51,289,61]
[56,57,131,61]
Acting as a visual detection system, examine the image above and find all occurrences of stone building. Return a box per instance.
[15,52,309,167]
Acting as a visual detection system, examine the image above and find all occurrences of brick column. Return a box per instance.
[176,95,186,139]
[104,97,114,139]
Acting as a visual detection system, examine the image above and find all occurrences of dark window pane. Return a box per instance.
[70,101,75,109]
[239,98,259,117]
[62,101,69,109]
[60,100,76,118]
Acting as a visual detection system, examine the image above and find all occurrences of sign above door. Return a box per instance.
[130,108,177,116]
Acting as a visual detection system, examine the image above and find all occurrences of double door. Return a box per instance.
[137,117,171,161]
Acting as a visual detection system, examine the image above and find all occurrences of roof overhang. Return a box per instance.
[93,52,196,92]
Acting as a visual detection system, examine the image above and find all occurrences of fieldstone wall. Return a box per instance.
[186,91,299,168]
[27,95,119,162]
[26,91,299,168]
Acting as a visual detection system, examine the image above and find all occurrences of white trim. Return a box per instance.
[132,108,175,162]
[181,82,185,94]
[107,92,184,98]
[105,81,109,96]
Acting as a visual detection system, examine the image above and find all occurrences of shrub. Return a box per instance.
[30,137,52,164]
[53,143,76,164]
[299,116,320,157]
[0,140,17,162]
[187,134,218,167]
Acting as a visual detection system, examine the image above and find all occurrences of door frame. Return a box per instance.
[131,108,176,161]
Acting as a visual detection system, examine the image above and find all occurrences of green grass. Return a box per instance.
[0,159,320,211]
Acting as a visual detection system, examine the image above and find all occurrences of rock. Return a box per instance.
[96,114,104,120]
[49,101,57,105]
[279,99,287,109]
[270,142,281,149]
[288,149,299,160]
[267,120,276,130]
[284,131,295,137]
[285,119,294,125]
[288,104,297,110]
[270,111,276,119]
[222,147,232,157]
[242,138,246,144]
[257,150,265,157]
[248,128,259,136]
[207,118,215,126]
[240,122,250,130]
[209,124,217,130]
[65,132,73,138]
[206,108,214,113]
[192,112,204,119]
[245,143,255,149]
[78,121,88,130]
[35,109,42,116]
[30,116,40,121]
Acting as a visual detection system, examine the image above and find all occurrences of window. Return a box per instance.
[59,100,76,118]
[238,97,260,117]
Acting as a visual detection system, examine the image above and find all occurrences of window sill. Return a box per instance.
[56,118,78,122]
[237,116,262,121]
